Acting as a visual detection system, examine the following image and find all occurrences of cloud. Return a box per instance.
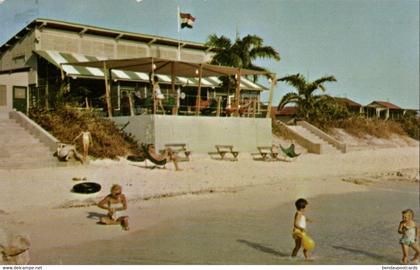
[0,0,6,4]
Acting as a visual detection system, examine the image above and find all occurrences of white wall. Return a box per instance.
[0,71,29,113]
[113,115,272,153]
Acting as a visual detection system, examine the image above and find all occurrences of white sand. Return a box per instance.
[0,144,418,258]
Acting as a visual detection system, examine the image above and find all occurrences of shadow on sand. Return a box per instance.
[129,164,165,170]
[332,245,399,264]
[86,212,107,220]
[237,239,290,258]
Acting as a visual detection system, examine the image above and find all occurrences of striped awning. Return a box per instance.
[34,50,267,91]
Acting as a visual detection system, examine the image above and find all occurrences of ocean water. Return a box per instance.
[32,182,419,265]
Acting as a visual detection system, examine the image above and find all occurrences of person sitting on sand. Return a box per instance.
[398,209,419,264]
[291,198,313,260]
[55,143,84,164]
[146,144,180,171]
[97,184,129,231]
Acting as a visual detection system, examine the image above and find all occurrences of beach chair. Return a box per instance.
[209,145,239,161]
[251,146,279,161]
[163,143,191,162]
[279,143,300,159]
[141,144,167,168]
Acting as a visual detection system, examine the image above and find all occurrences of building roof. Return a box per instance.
[274,106,298,116]
[367,101,401,109]
[333,97,362,107]
[67,56,269,77]
[0,18,216,56]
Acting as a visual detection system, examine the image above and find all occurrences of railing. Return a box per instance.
[94,93,270,118]
[29,84,272,118]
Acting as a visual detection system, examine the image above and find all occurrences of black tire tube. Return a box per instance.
[72,182,102,194]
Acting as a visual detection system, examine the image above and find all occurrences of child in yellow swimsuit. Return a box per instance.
[291,198,314,259]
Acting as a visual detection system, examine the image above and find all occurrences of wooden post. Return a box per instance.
[235,69,241,117]
[257,95,261,115]
[171,62,178,115]
[216,96,222,117]
[266,74,276,118]
[103,62,113,117]
[45,63,49,110]
[60,64,65,80]
[252,99,256,118]
[151,59,157,114]
[85,97,90,109]
[195,64,203,115]
[128,93,134,116]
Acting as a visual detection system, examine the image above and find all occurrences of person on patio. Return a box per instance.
[152,76,166,114]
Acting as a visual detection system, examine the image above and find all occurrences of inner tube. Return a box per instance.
[72,182,101,194]
[127,155,145,162]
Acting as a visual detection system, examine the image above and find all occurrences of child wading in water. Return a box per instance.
[398,209,419,264]
[291,198,314,260]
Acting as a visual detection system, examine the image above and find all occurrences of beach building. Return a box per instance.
[272,106,298,123]
[0,19,274,152]
[333,97,363,114]
[364,101,406,120]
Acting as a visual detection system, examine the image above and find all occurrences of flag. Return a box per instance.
[180,12,195,29]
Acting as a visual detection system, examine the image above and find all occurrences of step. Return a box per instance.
[0,115,58,168]
[289,126,325,143]
[288,125,341,154]
[321,144,340,154]
[0,137,42,144]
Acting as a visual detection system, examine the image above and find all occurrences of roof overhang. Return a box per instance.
[66,57,270,77]
[35,50,268,91]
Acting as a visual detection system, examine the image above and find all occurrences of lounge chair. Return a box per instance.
[279,143,300,159]
[141,144,167,166]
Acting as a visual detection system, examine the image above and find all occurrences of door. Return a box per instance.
[13,86,28,113]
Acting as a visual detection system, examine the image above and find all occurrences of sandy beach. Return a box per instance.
[0,145,419,264]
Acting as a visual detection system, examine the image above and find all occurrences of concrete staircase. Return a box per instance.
[0,113,58,169]
[288,125,341,154]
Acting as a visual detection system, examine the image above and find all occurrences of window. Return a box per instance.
[0,85,6,106]
[14,86,26,99]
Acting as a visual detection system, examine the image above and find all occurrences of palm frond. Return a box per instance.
[306,75,337,95]
[277,74,306,94]
[277,92,301,111]
[205,34,232,49]
[250,46,280,61]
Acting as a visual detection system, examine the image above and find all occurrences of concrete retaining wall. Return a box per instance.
[9,110,59,151]
[297,121,347,153]
[113,115,272,153]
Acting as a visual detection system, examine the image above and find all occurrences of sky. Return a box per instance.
[0,0,419,109]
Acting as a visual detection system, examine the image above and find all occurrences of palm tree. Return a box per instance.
[277,73,337,120]
[206,34,280,80]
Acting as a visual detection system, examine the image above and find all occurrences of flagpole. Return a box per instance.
[177,5,181,60]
